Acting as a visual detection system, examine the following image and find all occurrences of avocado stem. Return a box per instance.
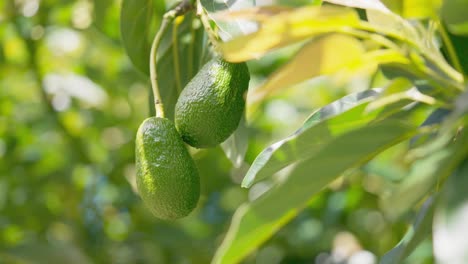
[150,19,169,118]
[150,0,194,118]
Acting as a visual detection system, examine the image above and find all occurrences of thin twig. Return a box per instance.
[149,0,194,118]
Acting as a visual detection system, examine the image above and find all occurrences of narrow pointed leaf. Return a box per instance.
[243,89,381,187]
[214,118,418,264]
[250,34,365,102]
[250,40,410,103]
[220,5,360,62]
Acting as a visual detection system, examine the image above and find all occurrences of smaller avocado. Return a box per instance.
[175,58,250,148]
[135,117,200,220]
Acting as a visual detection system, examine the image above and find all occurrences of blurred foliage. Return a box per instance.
[1,0,467,264]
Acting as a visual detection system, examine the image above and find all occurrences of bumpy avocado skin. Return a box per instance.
[135,117,200,220]
[175,58,250,148]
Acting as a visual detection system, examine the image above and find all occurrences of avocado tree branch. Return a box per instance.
[150,0,194,118]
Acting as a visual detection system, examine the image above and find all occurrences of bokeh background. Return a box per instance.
[0,0,433,263]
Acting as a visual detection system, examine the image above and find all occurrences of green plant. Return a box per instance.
[120,0,468,263]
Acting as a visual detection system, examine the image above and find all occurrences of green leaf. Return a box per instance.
[219,5,360,62]
[242,89,382,188]
[221,115,249,168]
[380,197,435,264]
[250,34,365,102]
[120,0,165,74]
[214,117,418,264]
[365,9,421,46]
[382,127,468,219]
[93,0,120,39]
[367,87,437,112]
[441,0,468,35]
[409,108,451,147]
[200,0,258,41]
[250,35,409,103]
[434,157,468,264]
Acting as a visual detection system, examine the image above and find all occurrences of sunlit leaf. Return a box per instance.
[380,196,435,264]
[214,117,418,264]
[250,35,410,103]
[242,89,382,188]
[365,9,421,46]
[220,5,360,62]
[434,157,468,264]
[380,0,442,18]
[250,34,365,102]
[324,0,390,12]
[211,6,293,22]
[120,0,165,74]
[367,87,437,112]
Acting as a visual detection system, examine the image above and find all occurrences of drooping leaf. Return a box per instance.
[120,0,165,74]
[242,89,382,188]
[214,117,418,264]
[434,157,468,264]
[250,35,409,103]
[382,127,468,219]
[200,0,258,41]
[250,34,365,102]
[219,5,361,62]
[380,196,436,264]
[221,115,249,168]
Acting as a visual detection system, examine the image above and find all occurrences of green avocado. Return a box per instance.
[175,58,250,148]
[135,117,200,220]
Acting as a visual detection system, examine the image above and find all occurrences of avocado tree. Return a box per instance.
[123,0,468,263]
[1,0,468,263]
